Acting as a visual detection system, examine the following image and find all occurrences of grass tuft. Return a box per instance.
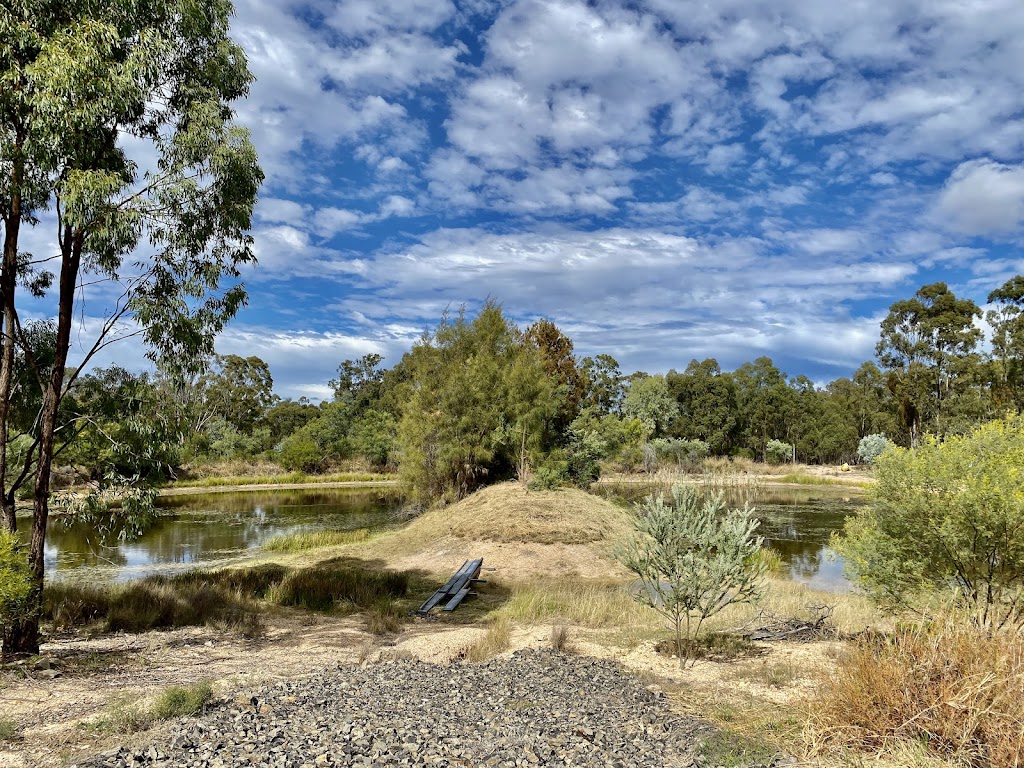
[262,528,372,552]
[808,616,1024,768]
[465,616,512,662]
[273,565,409,613]
[150,681,213,720]
[0,718,18,742]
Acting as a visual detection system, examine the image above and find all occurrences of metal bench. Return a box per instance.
[416,558,486,615]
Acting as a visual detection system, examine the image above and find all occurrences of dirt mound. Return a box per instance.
[404,482,632,545]
[361,482,634,579]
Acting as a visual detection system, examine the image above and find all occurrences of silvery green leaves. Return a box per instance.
[617,483,766,667]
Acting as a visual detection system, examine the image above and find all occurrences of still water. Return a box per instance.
[593,482,866,592]
[32,488,400,584]
[31,483,864,590]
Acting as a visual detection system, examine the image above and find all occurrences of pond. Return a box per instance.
[30,488,401,584]
[593,482,866,592]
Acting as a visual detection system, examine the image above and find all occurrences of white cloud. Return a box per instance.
[934,159,1024,236]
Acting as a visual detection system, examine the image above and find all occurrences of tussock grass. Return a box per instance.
[43,560,416,633]
[465,616,512,662]
[151,681,213,719]
[0,718,18,743]
[401,481,632,545]
[365,600,405,635]
[89,681,213,735]
[273,565,409,612]
[262,528,372,552]
[170,471,392,489]
[808,616,1024,768]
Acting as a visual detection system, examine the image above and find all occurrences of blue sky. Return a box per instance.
[54,0,1024,399]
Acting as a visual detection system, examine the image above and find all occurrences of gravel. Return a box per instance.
[69,649,715,768]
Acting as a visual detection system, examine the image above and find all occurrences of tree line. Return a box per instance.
[12,277,1019,507]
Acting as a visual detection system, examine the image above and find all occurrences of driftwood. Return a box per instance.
[730,604,838,642]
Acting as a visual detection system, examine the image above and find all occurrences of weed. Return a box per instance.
[728,660,800,688]
[151,681,213,719]
[0,718,18,742]
[91,694,152,734]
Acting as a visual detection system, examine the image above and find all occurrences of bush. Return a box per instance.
[856,433,890,465]
[764,439,793,464]
[650,438,709,471]
[277,432,326,473]
[0,531,32,628]
[836,415,1024,629]
[617,484,765,667]
[810,617,1024,768]
[527,463,567,491]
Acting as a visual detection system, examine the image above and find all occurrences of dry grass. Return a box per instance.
[807,616,1024,768]
[465,616,512,662]
[399,482,633,546]
[494,577,650,628]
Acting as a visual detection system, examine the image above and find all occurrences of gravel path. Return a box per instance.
[70,649,713,768]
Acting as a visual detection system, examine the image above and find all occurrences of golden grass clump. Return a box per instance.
[808,616,1024,768]
[403,481,632,545]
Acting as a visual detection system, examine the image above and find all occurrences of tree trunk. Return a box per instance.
[0,154,23,535]
[2,228,81,657]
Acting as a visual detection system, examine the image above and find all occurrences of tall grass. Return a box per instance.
[808,616,1024,768]
[262,528,372,552]
[43,560,415,633]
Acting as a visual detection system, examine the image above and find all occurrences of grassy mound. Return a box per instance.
[403,482,632,545]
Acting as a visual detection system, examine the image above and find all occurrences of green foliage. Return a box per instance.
[527,463,568,491]
[350,409,397,468]
[276,428,328,473]
[0,531,32,626]
[622,374,678,438]
[856,433,891,465]
[54,478,158,541]
[764,439,793,465]
[396,301,555,504]
[836,416,1024,629]
[617,484,765,667]
[650,438,709,471]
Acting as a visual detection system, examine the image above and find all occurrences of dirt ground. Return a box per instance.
[0,607,837,768]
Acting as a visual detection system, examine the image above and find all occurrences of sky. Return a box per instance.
[49,0,1024,400]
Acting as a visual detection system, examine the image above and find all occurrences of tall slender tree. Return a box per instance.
[1,0,261,655]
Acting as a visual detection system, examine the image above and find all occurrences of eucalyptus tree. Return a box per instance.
[1,0,262,655]
[876,283,981,444]
[987,275,1024,408]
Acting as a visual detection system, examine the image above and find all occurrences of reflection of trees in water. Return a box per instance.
[46,490,400,579]
[594,483,865,586]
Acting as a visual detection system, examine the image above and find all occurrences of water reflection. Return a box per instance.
[593,482,865,592]
[30,488,400,584]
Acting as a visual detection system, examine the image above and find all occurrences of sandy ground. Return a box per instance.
[0,604,840,768]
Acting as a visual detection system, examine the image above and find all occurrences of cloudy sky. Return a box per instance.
[64,0,1024,399]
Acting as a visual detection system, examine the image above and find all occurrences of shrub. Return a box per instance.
[836,415,1024,629]
[810,617,1024,768]
[277,432,326,473]
[617,484,765,667]
[764,439,792,464]
[0,531,32,628]
[527,463,567,491]
[650,438,710,471]
[856,433,890,465]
